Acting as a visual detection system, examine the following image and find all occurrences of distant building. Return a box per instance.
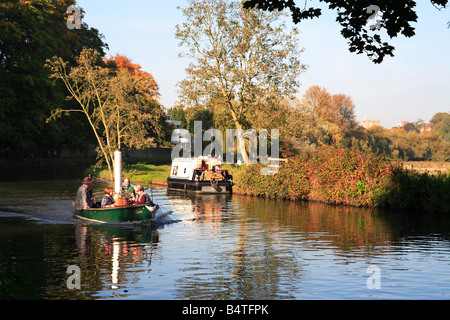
[362,120,381,129]
[419,123,434,133]
[393,121,410,129]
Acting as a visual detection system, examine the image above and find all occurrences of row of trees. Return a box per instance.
[356,112,450,162]
[168,84,358,156]
[169,85,450,162]
[2,0,448,169]
[0,0,171,167]
[0,0,108,152]
[171,0,450,163]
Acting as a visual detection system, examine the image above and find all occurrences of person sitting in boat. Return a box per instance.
[88,183,100,208]
[101,187,115,208]
[123,178,135,201]
[133,185,148,205]
[75,177,94,210]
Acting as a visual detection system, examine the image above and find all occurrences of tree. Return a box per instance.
[331,94,357,129]
[243,0,449,63]
[167,105,188,129]
[175,0,307,164]
[247,96,316,156]
[0,0,107,152]
[105,54,160,102]
[46,49,164,180]
[403,122,418,133]
[302,86,356,128]
[185,106,215,133]
[105,54,166,142]
[430,112,450,142]
[300,85,358,147]
[303,85,332,121]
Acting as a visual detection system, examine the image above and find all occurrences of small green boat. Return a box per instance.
[74,204,157,224]
[74,150,159,224]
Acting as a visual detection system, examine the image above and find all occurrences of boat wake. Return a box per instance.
[152,207,178,226]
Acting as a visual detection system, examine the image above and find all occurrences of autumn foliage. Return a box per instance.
[106,54,160,102]
[233,146,450,214]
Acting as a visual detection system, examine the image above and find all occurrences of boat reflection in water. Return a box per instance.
[70,191,230,298]
[166,190,231,227]
[75,223,159,293]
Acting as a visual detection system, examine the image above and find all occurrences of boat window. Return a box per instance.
[172,166,178,176]
[184,168,187,174]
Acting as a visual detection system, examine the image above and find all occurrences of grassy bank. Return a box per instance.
[233,146,450,215]
[85,163,171,186]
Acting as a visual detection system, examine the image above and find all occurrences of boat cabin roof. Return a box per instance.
[169,157,223,179]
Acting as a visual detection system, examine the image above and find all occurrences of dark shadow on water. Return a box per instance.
[0,166,87,182]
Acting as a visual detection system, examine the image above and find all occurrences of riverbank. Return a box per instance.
[84,146,450,215]
[84,163,171,187]
[233,146,450,214]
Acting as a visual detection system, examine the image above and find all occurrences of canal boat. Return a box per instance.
[74,203,158,224]
[167,157,232,194]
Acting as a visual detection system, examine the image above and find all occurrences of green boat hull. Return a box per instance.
[74,204,157,223]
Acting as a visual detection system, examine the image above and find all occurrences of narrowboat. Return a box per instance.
[167,157,232,194]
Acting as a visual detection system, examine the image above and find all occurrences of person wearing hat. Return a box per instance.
[75,177,94,210]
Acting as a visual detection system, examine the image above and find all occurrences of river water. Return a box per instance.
[0,167,450,300]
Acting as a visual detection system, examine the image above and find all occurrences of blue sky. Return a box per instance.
[76,0,450,128]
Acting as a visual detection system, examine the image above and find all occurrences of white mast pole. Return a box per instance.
[114,149,122,196]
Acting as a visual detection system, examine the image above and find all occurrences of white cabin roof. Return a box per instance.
[169,157,222,179]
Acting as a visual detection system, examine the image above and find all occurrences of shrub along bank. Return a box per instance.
[232,146,450,214]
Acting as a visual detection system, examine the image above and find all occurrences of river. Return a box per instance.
[0,167,450,300]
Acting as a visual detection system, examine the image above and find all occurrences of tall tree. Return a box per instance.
[244,0,449,63]
[330,93,357,129]
[0,0,107,153]
[46,49,164,179]
[175,0,307,164]
[105,54,160,102]
[105,54,166,142]
[303,86,356,127]
[303,85,332,121]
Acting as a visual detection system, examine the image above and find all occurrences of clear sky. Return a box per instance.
[76,0,450,128]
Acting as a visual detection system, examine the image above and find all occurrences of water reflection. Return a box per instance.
[165,193,450,299]
[73,223,158,299]
[1,172,450,299]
